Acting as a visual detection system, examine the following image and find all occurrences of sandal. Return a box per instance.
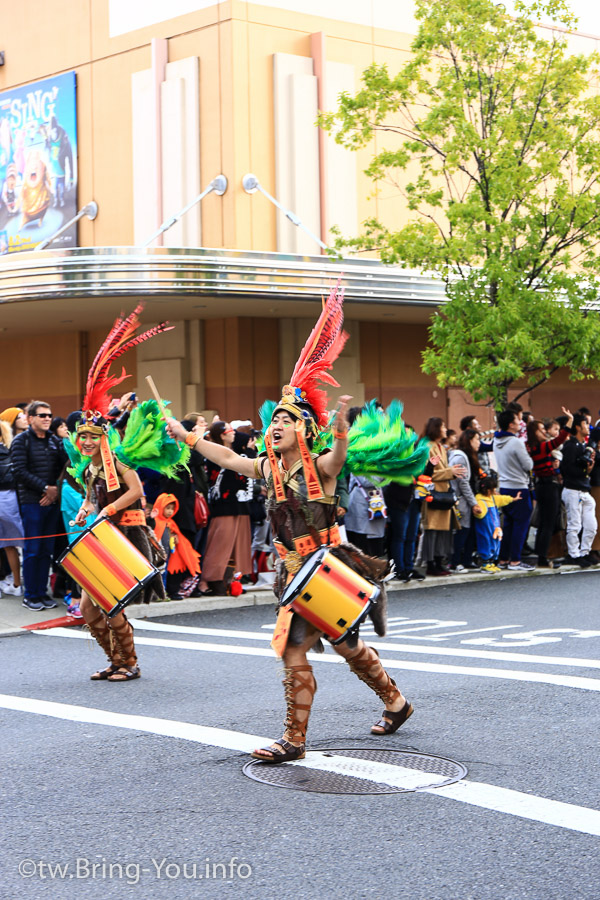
[106,665,141,682]
[371,699,414,735]
[251,739,306,763]
[90,663,120,681]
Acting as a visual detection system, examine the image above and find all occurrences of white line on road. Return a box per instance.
[35,628,600,691]
[128,620,600,670]
[2,692,600,837]
[399,624,525,640]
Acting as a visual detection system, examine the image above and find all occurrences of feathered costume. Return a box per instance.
[254,283,426,656]
[250,283,418,763]
[259,392,428,487]
[64,306,189,681]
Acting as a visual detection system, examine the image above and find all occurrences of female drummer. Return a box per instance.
[167,287,414,763]
[65,306,175,683]
[73,419,165,681]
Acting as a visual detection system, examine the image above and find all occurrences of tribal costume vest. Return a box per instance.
[264,453,340,577]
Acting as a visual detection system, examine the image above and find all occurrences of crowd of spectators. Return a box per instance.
[1,395,599,612]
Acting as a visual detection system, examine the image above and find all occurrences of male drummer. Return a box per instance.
[168,393,413,763]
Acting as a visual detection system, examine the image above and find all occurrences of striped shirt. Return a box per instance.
[526,428,570,480]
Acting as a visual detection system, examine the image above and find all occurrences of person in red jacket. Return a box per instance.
[526,406,573,568]
[151,493,201,597]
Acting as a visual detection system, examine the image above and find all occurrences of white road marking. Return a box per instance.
[412,624,524,640]
[433,781,600,836]
[2,692,600,837]
[287,752,449,789]
[127,620,600,671]
[350,622,526,641]
[360,619,468,634]
[463,628,600,648]
[35,629,600,691]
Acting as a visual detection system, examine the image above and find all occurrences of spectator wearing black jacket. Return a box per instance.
[10,400,67,609]
[526,407,572,568]
[561,413,597,567]
[198,421,252,594]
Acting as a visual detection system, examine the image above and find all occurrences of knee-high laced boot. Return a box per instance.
[251,664,317,763]
[105,614,140,681]
[87,609,118,681]
[347,645,413,735]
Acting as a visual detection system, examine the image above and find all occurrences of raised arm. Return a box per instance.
[317,395,352,480]
[167,418,258,479]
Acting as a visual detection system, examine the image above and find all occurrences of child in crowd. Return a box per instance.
[151,493,201,598]
[472,473,521,574]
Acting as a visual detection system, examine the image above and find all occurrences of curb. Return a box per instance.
[1,563,596,639]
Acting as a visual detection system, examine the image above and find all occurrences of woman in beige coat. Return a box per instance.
[421,417,466,576]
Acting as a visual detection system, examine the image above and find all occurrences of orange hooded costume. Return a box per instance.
[152,493,201,575]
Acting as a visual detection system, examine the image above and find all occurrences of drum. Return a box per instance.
[59,517,158,617]
[280,547,379,644]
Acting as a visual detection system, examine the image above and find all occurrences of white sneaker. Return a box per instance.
[2,582,23,595]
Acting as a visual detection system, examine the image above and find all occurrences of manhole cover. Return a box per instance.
[242,748,467,794]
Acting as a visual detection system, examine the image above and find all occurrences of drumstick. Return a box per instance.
[145,375,181,447]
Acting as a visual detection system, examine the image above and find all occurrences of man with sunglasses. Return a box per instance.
[11,400,67,609]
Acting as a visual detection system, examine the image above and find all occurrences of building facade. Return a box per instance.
[0,0,598,427]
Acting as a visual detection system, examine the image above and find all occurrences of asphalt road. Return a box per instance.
[2,571,600,900]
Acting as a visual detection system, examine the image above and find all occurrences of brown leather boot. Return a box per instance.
[347,644,413,734]
[251,664,317,763]
[87,609,119,680]
[105,615,140,681]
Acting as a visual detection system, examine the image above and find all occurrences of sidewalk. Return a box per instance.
[0,562,592,638]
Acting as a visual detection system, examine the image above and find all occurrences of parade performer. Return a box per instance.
[168,285,428,762]
[67,307,189,682]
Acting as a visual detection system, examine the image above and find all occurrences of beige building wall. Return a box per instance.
[2,1,600,418]
[0,0,419,254]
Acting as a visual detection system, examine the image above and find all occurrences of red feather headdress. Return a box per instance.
[77,305,173,491]
[276,281,348,432]
[80,304,173,426]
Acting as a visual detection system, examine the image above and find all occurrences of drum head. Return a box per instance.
[56,519,96,564]
[280,547,327,607]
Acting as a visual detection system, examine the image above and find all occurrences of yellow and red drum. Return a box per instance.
[59,518,158,617]
[280,547,379,644]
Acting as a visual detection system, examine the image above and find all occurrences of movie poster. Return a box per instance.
[0,71,77,254]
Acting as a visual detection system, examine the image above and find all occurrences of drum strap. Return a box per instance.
[273,524,341,570]
[117,510,146,527]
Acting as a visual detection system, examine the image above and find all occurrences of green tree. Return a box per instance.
[320,0,600,408]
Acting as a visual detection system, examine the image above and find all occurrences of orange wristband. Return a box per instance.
[333,429,348,441]
[185,432,198,448]
[104,503,118,517]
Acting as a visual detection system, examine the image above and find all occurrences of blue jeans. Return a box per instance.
[20,502,60,599]
[499,488,532,562]
[388,500,421,574]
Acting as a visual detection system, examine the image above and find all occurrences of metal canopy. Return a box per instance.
[0,246,447,308]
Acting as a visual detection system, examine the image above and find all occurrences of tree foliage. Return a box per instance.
[320,0,600,407]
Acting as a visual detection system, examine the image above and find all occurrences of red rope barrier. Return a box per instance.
[0,531,81,541]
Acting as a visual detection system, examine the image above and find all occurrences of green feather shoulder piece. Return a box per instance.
[346,399,430,485]
[114,399,190,477]
[65,433,89,488]
[256,399,277,453]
